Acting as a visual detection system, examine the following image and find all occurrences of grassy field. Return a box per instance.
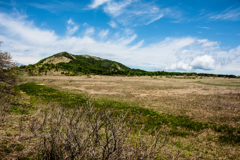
[24,75,240,127]
[1,75,240,159]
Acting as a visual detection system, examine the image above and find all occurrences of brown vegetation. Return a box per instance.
[1,52,239,159]
[0,95,167,159]
[25,75,240,127]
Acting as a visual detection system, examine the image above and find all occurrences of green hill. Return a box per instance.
[21,52,146,76]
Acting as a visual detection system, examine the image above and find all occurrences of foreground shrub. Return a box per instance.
[35,99,166,159]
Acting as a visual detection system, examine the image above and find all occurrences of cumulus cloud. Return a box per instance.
[166,55,215,71]
[163,38,237,72]
[191,55,215,70]
[0,12,240,75]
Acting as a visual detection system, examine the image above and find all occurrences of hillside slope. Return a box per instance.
[22,52,146,76]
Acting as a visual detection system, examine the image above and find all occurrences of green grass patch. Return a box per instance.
[18,82,86,107]
[18,82,240,145]
[194,81,240,87]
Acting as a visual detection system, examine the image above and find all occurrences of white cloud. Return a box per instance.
[198,26,210,30]
[191,55,215,70]
[197,39,219,47]
[124,28,134,35]
[0,12,240,75]
[108,20,117,28]
[85,27,95,36]
[90,0,173,26]
[145,14,163,25]
[66,18,79,36]
[0,12,58,46]
[167,62,192,71]
[210,7,240,21]
[130,40,144,50]
[118,34,137,45]
[88,0,110,9]
[28,1,89,13]
[67,25,79,36]
[163,38,237,72]
[67,18,74,25]
[103,0,133,17]
[167,55,215,71]
[99,29,109,38]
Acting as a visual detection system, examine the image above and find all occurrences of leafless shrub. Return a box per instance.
[36,99,167,159]
[0,52,17,85]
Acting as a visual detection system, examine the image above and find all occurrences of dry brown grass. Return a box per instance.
[0,94,168,159]
[1,75,240,159]
[22,75,240,128]
[42,56,72,64]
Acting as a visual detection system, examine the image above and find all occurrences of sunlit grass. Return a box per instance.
[12,75,240,159]
[19,82,240,144]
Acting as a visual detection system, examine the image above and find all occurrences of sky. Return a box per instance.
[0,0,240,75]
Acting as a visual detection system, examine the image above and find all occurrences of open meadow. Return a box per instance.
[25,75,240,128]
[1,75,240,159]
[22,76,240,158]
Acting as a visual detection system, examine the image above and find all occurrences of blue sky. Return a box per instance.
[0,0,240,75]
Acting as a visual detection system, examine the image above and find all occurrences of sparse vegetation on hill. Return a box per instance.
[21,52,134,76]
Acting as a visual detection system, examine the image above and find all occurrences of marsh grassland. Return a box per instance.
[26,76,240,127]
[1,75,240,159]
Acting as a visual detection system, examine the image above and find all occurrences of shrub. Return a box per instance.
[36,99,166,159]
[0,52,18,122]
[0,52,17,85]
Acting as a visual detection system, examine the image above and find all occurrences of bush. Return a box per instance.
[0,51,18,122]
[35,99,166,159]
[0,52,16,85]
